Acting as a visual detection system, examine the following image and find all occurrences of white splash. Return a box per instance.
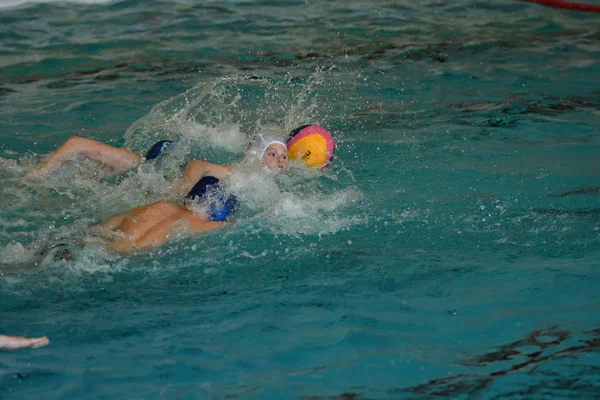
[0,242,34,264]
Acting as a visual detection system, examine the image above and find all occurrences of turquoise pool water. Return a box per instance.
[1,0,599,398]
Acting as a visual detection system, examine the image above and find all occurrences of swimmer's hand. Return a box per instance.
[0,335,50,350]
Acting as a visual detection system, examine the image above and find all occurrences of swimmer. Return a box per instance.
[98,199,230,252]
[97,136,288,252]
[0,334,49,350]
[24,133,288,190]
[24,136,172,180]
[23,134,289,252]
[179,134,288,193]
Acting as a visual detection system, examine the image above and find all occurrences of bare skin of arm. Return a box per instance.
[101,200,230,252]
[25,136,142,180]
[98,212,126,231]
[178,160,235,194]
[0,335,50,350]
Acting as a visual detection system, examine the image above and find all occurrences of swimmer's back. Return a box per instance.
[100,201,228,252]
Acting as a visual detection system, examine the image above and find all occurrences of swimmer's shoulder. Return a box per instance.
[99,201,181,232]
[183,160,234,188]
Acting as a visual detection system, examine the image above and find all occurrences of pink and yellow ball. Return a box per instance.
[286,125,335,168]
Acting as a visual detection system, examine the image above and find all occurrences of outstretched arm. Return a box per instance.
[25,136,142,180]
[0,334,49,350]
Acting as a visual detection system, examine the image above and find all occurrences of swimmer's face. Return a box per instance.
[262,143,288,171]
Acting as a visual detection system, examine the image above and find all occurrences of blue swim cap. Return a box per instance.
[185,176,238,222]
[145,140,173,160]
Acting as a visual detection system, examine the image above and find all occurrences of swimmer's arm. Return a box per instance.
[98,213,135,252]
[179,160,235,194]
[187,215,234,233]
[0,334,50,350]
[25,136,141,180]
[98,213,126,231]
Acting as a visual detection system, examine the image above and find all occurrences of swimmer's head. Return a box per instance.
[245,135,288,171]
[144,140,173,161]
[185,176,238,221]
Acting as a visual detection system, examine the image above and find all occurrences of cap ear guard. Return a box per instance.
[185,176,238,221]
[185,176,220,202]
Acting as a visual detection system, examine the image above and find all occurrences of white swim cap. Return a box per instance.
[245,134,286,162]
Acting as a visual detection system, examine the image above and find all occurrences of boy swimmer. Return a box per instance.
[98,136,287,252]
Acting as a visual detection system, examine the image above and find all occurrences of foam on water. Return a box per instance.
[267,189,364,236]
[123,73,338,156]
[0,154,24,176]
[0,242,34,264]
[0,71,358,277]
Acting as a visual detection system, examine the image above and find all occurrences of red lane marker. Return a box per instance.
[520,0,600,12]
